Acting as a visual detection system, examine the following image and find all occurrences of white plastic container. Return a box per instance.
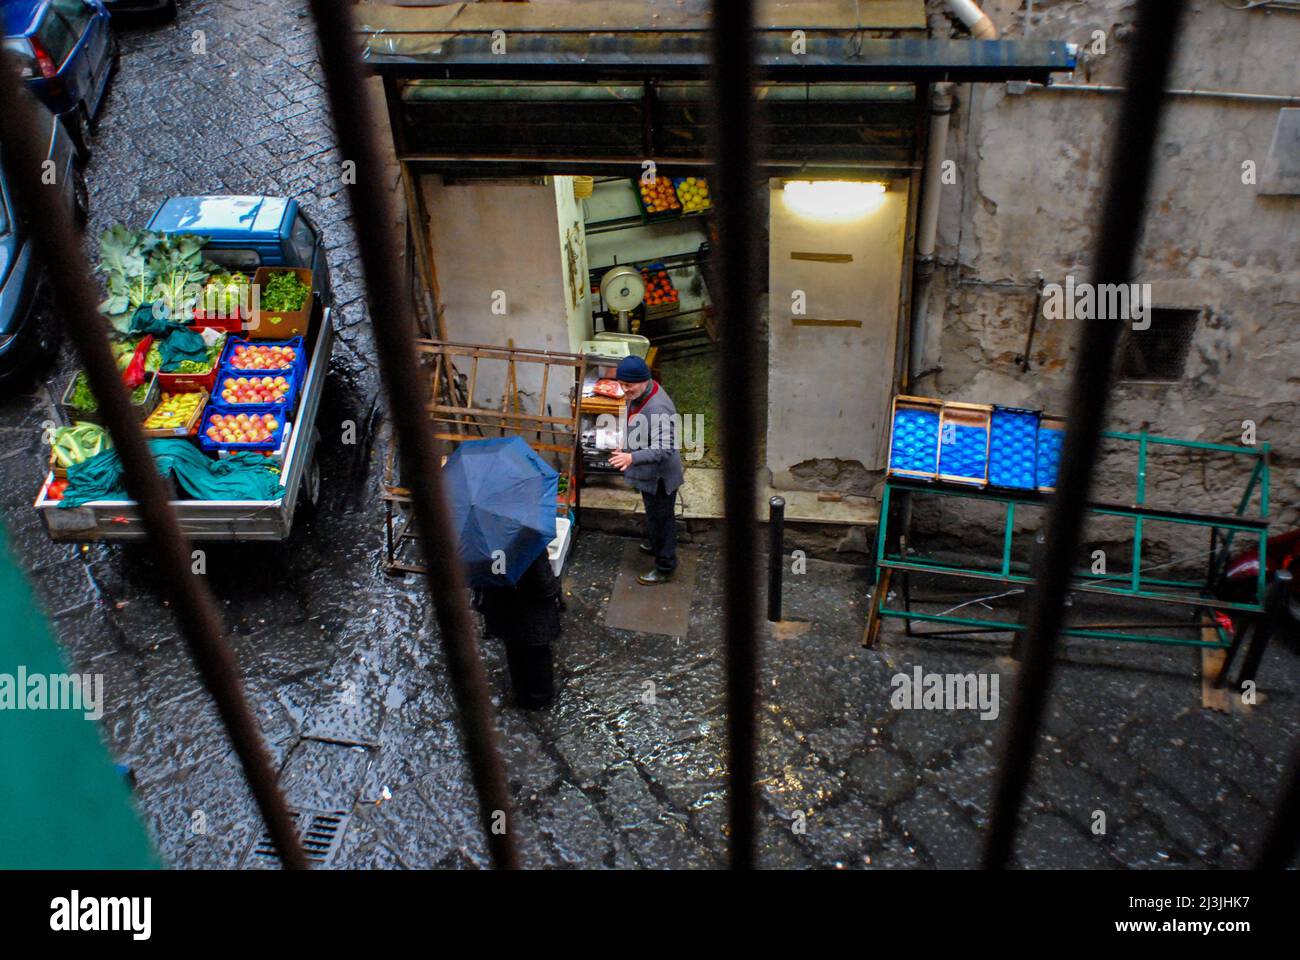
[547,516,573,577]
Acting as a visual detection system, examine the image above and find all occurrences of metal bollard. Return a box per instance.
[768,496,786,622]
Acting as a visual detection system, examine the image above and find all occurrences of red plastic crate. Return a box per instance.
[190,306,248,334]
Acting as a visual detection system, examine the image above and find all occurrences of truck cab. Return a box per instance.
[145,195,332,309]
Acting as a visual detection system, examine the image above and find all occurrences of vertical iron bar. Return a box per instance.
[1256,738,1300,869]
[711,0,761,869]
[307,0,517,868]
[983,1,1187,869]
[767,497,786,622]
[0,59,306,870]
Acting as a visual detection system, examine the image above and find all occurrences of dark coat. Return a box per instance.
[623,381,685,495]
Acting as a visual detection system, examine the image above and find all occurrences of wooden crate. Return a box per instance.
[887,395,943,480]
[937,401,992,486]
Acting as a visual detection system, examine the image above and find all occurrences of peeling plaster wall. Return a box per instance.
[918,0,1300,546]
[419,175,576,418]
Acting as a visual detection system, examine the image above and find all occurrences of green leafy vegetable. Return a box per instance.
[96,226,215,331]
[261,271,310,312]
[67,372,151,412]
[201,273,251,315]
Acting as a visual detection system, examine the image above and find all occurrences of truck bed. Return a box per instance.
[34,306,333,542]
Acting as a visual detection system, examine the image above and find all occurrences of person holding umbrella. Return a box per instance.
[444,436,563,710]
[607,355,684,585]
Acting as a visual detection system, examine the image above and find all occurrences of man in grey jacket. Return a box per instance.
[607,355,684,584]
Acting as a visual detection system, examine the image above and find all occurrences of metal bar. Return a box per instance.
[983,0,1187,870]
[712,0,761,871]
[876,559,1265,614]
[884,477,1269,532]
[877,607,1231,649]
[1097,430,1269,454]
[0,57,307,869]
[307,0,517,869]
[1131,518,1144,593]
[768,497,786,622]
[363,38,1078,83]
[1001,502,1015,577]
[1256,741,1300,869]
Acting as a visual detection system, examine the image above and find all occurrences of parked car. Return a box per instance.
[2,0,115,156]
[0,96,87,387]
[101,0,176,19]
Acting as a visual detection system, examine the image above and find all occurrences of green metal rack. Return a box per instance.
[865,429,1271,654]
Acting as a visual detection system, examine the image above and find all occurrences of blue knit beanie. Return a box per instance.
[615,355,651,383]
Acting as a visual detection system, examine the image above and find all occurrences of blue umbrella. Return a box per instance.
[443,436,559,587]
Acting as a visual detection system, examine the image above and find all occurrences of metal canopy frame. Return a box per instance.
[867,429,1272,651]
[364,36,1077,84]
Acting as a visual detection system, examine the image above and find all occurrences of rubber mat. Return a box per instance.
[604,541,698,637]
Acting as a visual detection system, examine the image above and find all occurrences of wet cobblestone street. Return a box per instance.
[1,0,1297,869]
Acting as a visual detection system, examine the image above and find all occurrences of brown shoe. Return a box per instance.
[637,568,675,585]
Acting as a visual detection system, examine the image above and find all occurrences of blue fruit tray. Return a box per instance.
[219,336,305,376]
[210,366,301,415]
[937,402,991,486]
[987,406,1041,490]
[198,403,290,453]
[888,396,943,479]
[1036,415,1067,491]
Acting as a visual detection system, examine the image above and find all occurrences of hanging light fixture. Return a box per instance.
[781,180,887,220]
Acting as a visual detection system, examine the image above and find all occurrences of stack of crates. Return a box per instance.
[887,395,1067,493]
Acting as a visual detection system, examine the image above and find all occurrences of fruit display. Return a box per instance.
[218,374,293,406]
[227,341,300,372]
[45,478,69,501]
[204,412,282,446]
[640,265,679,309]
[143,392,206,433]
[673,176,711,213]
[638,176,681,215]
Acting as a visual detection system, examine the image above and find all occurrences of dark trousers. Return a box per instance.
[474,556,559,710]
[641,478,678,573]
[503,633,555,710]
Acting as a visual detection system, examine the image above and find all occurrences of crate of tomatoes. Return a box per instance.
[640,263,680,321]
[219,336,305,376]
[198,407,289,454]
[212,369,299,413]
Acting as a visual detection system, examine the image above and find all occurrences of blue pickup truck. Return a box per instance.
[36,195,335,541]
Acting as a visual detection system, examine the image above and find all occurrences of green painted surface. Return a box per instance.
[0,524,157,868]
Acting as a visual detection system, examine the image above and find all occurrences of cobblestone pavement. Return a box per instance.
[1,0,1298,869]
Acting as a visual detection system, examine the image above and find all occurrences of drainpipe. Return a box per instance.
[907,3,995,381]
[909,83,955,382]
[948,0,999,40]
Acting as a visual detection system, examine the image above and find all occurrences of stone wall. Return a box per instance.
[913,0,1299,558]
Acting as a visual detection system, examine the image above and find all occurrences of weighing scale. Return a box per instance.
[599,264,645,334]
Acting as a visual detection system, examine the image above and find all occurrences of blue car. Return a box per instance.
[0,95,87,387]
[2,0,116,156]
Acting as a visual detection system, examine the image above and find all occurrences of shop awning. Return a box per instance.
[363,1,1076,174]
[359,1,1076,84]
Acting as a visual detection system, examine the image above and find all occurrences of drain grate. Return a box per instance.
[243,808,351,869]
